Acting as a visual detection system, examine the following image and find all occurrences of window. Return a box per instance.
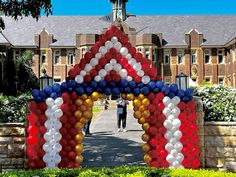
[205,77,210,83]
[152,48,157,65]
[81,48,86,58]
[192,78,197,82]
[145,48,149,59]
[54,78,61,83]
[218,50,224,64]
[14,49,21,60]
[191,50,196,64]
[204,50,210,64]
[177,50,184,64]
[54,50,60,64]
[218,77,224,85]
[67,50,74,65]
[137,47,142,53]
[164,50,170,64]
[164,78,171,85]
[41,51,46,64]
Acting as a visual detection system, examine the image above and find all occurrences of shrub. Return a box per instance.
[0,92,31,123]
[193,85,236,122]
[1,167,236,177]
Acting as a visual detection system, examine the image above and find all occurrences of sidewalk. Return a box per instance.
[82,109,145,167]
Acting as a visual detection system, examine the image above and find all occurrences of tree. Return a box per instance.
[0,0,52,29]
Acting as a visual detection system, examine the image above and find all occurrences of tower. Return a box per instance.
[110,0,128,22]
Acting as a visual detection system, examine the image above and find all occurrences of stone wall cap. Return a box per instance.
[205,121,236,126]
[0,123,25,127]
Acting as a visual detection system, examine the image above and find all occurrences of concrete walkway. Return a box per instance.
[82,109,145,167]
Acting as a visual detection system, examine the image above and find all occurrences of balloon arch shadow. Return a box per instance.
[27,25,200,169]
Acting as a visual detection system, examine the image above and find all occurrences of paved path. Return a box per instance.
[82,109,145,167]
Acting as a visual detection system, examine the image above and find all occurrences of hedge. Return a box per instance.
[193,85,236,121]
[1,167,236,177]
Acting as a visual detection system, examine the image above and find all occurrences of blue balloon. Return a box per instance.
[52,83,61,93]
[185,88,194,97]
[168,91,176,99]
[57,91,62,97]
[76,87,85,95]
[89,81,98,88]
[128,81,136,89]
[140,86,150,95]
[124,87,131,93]
[112,87,120,96]
[86,87,93,95]
[68,80,77,88]
[153,88,160,94]
[156,81,164,89]
[170,83,178,92]
[81,82,88,88]
[137,82,144,88]
[161,86,170,96]
[96,87,103,93]
[148,81,156,90]
[61,82,68,91]
[39,90,47,99]
[120,79,128,87]
[119,87,124,93]
[104,88,111,96]
[50,92,57,99]
[35,96,43,103]
[32,89,40,97]
[108,81,116,88]
[133,88,140,96]
[177,89,185,98]
[182,96,190,102]
[67,87,73,94]
[99,80,107,88]
[44,86,53,95]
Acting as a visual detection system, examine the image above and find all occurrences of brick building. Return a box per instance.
[0,0,236,90]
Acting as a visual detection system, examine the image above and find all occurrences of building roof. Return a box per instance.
[0,32,10,45]
[2,15,236,47]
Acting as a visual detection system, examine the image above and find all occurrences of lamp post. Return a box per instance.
[40,69,53,90]
[176,72,189,90]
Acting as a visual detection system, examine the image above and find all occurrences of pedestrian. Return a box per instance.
[116,95,129,132]
[83,118,92,136]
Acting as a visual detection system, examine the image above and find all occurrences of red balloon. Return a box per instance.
[178,102,186,111]
[39,115,47,125]
[157,102,165,111]
[156,92,164,101]
[133,76,141,83]
[124,42,132,50]
[149,150,159,159]
[159,150,168,159]
[60,138,68,147]
[67,161,76,168]
[108,25,118,32]
[113,74,121,83]
[105,53,112,61]
[120,35,129,45]
[95,41,103,48]
[110,69,117,76]
[28,101,38,112]
[134,53,142,62]
[180,136,188,145]
[68,116,77,125]
[65,134,72,140]
[148,137,158,148]
[155,133,162,140]
[153,110,161,117]
[149,126,158,136]
[39,126,47,134]
[70,92,78,101]
[28,161,36,169]
[149,160,160,168]
[192,159,201,169]
[120,58,128,65]
[95,64,102,71]
[105,75,112,82]
[64,146,72,152]
[159,138,167,147]
[58,162,66,168]
[91,46,99,55]
[38,102,47,111]
[26,136,37,145]
[114,53,122,61]
[178,112,187,122]
[27,147,36,156]
[109,48,117,55]
[124,64,131,70]
[27,125,38,135]
[69,128,78,137]
[69,104,77,112]
[62,93,70,102]
[147,93,155,101]
[98,57,107,67]
[182,159,191,168]
[62,157,70,164]
[128,69,136,77]
[129,47,136,56]
[69,140,77,147]
[148,115,157,125]
[105,29,114,39]
[65,123,72,130]
[149,67,157,78]
[28,112,37,123]
[89,69,98,78]
[84,75,92,83]
[59,150,67,157]
[68,151,77,160]
[99,34,107,44]
[161,160,169,168]
[68,69,77,78]
[60,127,68,136]
[84,52,93,62]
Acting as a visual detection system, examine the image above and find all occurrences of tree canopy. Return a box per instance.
[0,0,52,30]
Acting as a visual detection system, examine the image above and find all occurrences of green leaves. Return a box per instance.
[193,85,236,122]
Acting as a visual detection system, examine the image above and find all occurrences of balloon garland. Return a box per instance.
[27,25,200,169]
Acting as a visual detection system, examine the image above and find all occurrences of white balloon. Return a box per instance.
[105,41,113,49]
[120,47,128,57]
[171,149,178,157]
[54,154,62,164]
[163,120,173,130]
[126,54,132,60]
[119,69,128,78]
[113,63,122,71]
[54,121,62,130]
[173,161,180,168]
[95,53,102,59]
[170,137,178,145]
[176,153,184,162]
[94,75,102,82]
[114,42,122,50]
[55,98,63,107]
[45,109,54,118]
[47,162,56,169]
[54,132,62,141]
[172,96,181,105]
[54,143,62,152]
[111,36,118,43]
[75,75,84,84]
[167,103,175,109]
[43,143,52,152]
[170,126,179,133]
[142,76,150,84]
[49,139,57,146]
[167,114,176,121]
[54,109,63,118]
[174,130,182,139]
[44,132,51,141]
[99,46,107,55]
[110,59,117,65]
[45,120,53,129]
[172,107,181,116]
[163,96,171,105]
[137,70,144,77]
[164,131,173,140]
[46,98,54,107]
[172,119,181,128]
[127,76,133,82]
[84,64,92,72]
[128,58,136,66]
[165,143,174,152]
[133,63,142,71]
[90,58,98,66]
[105,63,113,72]
[98,69,107,78]
[174,142,183,152]
[80,70,86,77]
[163,108,171,117]
[43,153,51,163]
[166,154,175,163]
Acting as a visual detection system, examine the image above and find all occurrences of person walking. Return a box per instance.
[116,96,129,132]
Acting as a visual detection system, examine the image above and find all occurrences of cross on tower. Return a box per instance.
[110,0,128,22]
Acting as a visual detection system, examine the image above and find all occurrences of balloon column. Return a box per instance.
[27,25,200,169]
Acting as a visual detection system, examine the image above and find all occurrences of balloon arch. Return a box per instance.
[27,25,200,169]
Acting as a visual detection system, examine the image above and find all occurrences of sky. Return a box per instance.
[51,0,236,16]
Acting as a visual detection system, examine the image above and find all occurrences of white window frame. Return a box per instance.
[67,50,74,65]
[204,49,211,64]
[145,48,149,59]
[191,50,196,64]
[53,50,61,64]
[137,47,142,53]
[81,47,87,58]
[164,50,170,64]
[41,51,46,64]
[218,49,224,64]
[177,50,184,64]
